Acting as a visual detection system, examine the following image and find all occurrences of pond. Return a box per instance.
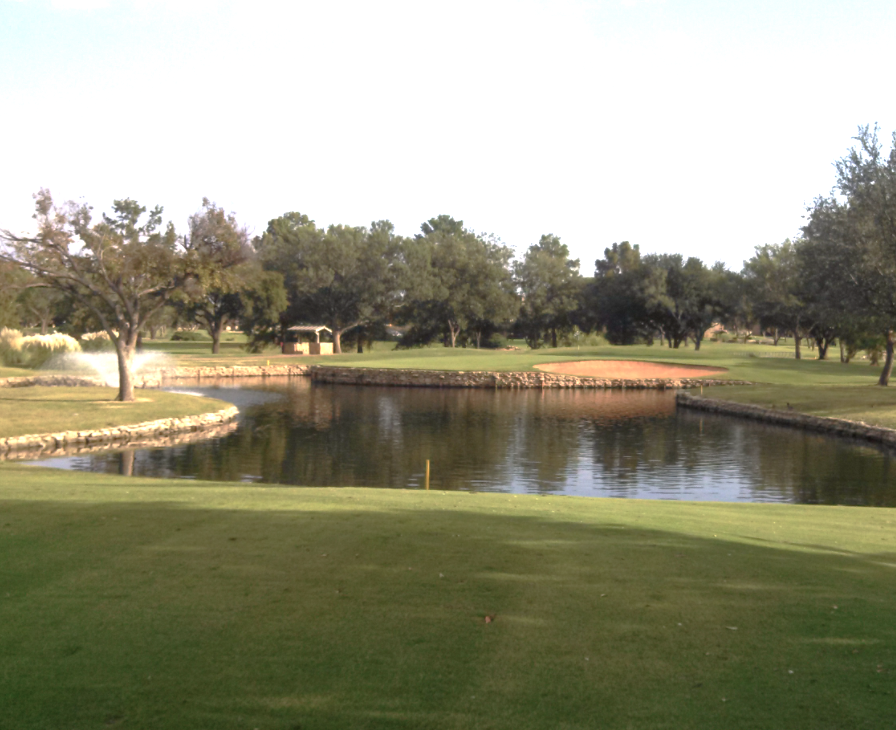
[33,377,896,506]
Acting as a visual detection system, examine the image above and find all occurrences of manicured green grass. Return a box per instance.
[147,339,885,386]
[701,384,896,430]
[0,365,33,378]
[314,342,876,385]
[0,464,893,729]
[0,387,231,438]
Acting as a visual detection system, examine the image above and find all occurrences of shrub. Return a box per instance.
[171,330,210,341]
[21,332,81,368]
[481,334,510,349]
[1,329,82,368]
[80,331,114,352]
[0,328,26,366]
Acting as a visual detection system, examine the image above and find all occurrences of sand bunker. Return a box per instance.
[535,360,728,379]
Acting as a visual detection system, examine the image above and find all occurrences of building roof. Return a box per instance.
[286,325,333,333]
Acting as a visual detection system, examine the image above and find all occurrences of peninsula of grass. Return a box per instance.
[0,387,232,438]
[695,384,896,431]
[0,463,893,729]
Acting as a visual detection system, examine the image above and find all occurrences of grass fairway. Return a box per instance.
[1,464,893,729]
[702,385,896,430]
[0,365,33,378]
[138,339,886,386]
[0,388,232,438]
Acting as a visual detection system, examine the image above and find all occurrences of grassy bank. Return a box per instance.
[0,387,232,438]
[0,464,893,729]
[144,340,885,386]
[697,385,896,430]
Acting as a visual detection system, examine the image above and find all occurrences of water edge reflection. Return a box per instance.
[30,378,896,506]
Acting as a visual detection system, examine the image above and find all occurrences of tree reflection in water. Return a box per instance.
[44,377,896,506]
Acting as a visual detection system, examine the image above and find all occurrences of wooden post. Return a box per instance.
[425,460,430,490]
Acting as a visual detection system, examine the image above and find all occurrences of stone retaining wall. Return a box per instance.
[0,419,239,462]
[0,374,108,388]
[158,364,311,382]
[676,392,896,448]
[0,366,312,390]
[0,406,240,457]
[310,366,752,390]
[1,365,748,391]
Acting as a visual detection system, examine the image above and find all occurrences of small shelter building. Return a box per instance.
[283,325,334,355]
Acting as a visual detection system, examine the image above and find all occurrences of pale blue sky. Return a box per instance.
[2,0,894,270]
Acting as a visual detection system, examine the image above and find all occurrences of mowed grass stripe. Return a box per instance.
[0,387,232,438]
[1,464,894,729]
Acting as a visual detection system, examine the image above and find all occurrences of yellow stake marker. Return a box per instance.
[425,460,430,490]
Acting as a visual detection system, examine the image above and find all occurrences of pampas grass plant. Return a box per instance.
[80,330,114,352]
[0,328,82,368]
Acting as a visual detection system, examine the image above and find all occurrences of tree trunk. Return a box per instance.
[840,340,847,364]
[116,340,136,402]
[773,328,780,346]
[119,450,135,477]
[211,320,223,354]
[793,327,801,360]
[879,331,895,386]
[816,337,828,360]
[40,317,49,335]
[333,329,343,354]
[694,332,703,351]
[551,328,557,348]
[447,320,459,348]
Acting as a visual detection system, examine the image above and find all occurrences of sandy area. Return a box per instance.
[534,360,728,379]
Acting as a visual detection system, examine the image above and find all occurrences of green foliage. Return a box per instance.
[240,270,288,353]
[743,240,807,357]
[0,190,185,400]
[514,234,583,348]
[802,125,896,380]
[255,214,403,353]
[583,242,656,345]
[0,261,25,328]
[170,329,210,341]
[179,199,254,354]
[401,216,516,348]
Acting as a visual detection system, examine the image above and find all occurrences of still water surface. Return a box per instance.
[36,377,896,505]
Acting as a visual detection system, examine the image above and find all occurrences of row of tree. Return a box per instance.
[2,125,896,399]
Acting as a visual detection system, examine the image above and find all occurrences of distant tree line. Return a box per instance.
[3,124,896,399]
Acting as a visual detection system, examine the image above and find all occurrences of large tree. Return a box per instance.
[583,242,657,345]
[742,240,806,358]
[514,234,582,348]
[803,125,896,383]
[641,255,731,351]
[181,198,254,354]
[0,261,25,329]
[256,214,404,353]
[402,216,515,348]
[0,190,185,400]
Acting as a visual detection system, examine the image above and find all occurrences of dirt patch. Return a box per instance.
[535,360,728,379]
